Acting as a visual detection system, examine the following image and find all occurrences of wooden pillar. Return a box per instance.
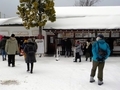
[54,32,58,56]
[109,29,111,38]
[73,32,75,46]
[119,29,120,37]
[95,30,97,37]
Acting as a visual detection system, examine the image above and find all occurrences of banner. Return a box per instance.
[35,39,44,54]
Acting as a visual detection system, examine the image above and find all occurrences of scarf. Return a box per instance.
[86,42,90,49]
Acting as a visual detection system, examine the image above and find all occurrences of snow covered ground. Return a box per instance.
[0,55,120,90]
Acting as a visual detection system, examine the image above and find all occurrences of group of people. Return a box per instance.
[0,34,37,74]
[74,39,92,62]
[74,34,111,85]
[0,33,111,85]
[61,38,72,57]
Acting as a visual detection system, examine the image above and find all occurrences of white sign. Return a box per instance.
[32,30,39,36]
[35,39,44,54]
[75,33,82,37]
[12,31,29,36]
[0,31,9,36]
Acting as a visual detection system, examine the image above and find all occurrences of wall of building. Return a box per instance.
[0,26,49,53]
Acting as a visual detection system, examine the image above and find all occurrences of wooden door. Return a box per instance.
[47,35,55,54]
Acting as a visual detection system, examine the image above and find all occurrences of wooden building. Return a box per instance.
[0,6,120,55]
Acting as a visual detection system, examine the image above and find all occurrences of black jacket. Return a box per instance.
[0,38,7,50]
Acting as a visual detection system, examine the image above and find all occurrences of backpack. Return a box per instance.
[97,42,107,62]
[27,44,35,55]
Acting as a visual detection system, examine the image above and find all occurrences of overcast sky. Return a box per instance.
[0,0,120,18]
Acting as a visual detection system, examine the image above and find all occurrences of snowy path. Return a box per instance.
[0,55,120,90]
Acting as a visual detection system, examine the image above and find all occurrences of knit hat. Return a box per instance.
[97,34,104,39]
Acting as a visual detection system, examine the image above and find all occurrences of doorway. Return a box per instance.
[47,35,55,54]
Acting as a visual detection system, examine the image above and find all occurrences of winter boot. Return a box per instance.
[30,63,33,74]
[79,58,81,62]
[98,80,103,85]
[90,76,95,83]
[2,58,4,61]
[27,63,29,72]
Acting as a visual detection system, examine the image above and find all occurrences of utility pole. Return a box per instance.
[0,12,1,18]
[4,14,5,18]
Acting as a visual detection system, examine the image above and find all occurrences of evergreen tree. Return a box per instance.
[17,0,56,30]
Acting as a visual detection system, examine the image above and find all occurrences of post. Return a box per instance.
[4,14,5,18]
[54,32,60,61]
[0,12,1,18]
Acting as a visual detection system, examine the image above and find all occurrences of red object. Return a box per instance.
[37,34,44,39]
[0,35,3,41]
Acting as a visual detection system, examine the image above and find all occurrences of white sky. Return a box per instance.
[0,0,120,18]
[0,55,120,90]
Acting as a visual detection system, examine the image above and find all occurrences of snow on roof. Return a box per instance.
[45,15,120,29]
[0,18,9,24]
[0,6,120,29]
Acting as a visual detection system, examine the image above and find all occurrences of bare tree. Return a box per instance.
[74,0,100,6]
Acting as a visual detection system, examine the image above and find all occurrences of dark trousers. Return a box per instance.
[90,61,105,81]
[75,52,81,62]
[62,47,65,55]
[8,55,15,66]
[85,52,92,62]
[27,63,33,73]
[65,48,71,57]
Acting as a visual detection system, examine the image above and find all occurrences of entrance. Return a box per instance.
[47,35,55,54]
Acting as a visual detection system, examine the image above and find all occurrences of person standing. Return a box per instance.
[24,38,37,74]
[0,36,7,61]
[85,39,92,62]
[5,34,19,67]
[74,40,83,62]
[90,34,111,85]
[65,38,72,57]
[61,39,66,55]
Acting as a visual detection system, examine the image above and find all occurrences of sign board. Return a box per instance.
[35,39,44,54]
[66,33,74,38]
[111,32,119,37]
[0,30,9,36]
[75,33,82,37]
[32,30,39,36]
[12,31,29,36]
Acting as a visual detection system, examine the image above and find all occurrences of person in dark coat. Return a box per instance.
[65,38,72,57]
[23,38,37,74]
[61,39,66,55]
[85,39,92,62]
[0,36,7,61]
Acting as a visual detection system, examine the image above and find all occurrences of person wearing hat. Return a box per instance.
[89,34,111,85]
[23,38,37,74]
[5,34,19,67]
